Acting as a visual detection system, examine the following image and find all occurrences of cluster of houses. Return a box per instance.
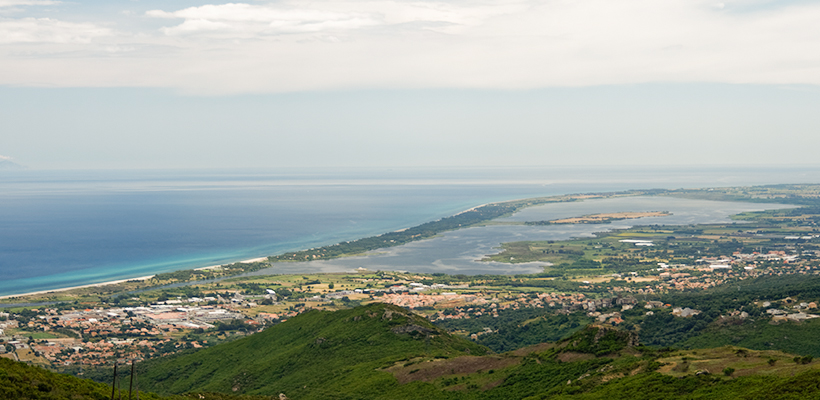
[380,291,485,309]
[429,293,640,322]
[762,298,820,322]
[35,301,247,333]
[693,250,802,269]
[606,248,820,296]
[305,282,469,303]
[0,298,261,366]
[5,254,820,368]
[0,312,18,337]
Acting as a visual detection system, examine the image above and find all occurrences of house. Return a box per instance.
[616,296,637,305]
[787,313,820,321]
[644,301,665,309]
[672,307,701,318]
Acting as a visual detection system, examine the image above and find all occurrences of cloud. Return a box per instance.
[0,0,59,6]
[2,0,820,93]
[145,1,525,36]
[0,18,111,43]
[146,3,382,36]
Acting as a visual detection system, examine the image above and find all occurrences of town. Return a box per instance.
[3,242,819,370]
[4,196,820,370]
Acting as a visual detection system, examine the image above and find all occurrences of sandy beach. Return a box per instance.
[0,275,156,300]
[0,257,272,300]
[194,257,268,271]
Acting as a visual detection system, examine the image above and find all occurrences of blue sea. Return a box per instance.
[1,166,819,296]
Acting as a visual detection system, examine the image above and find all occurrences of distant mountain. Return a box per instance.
[0,158,25,170]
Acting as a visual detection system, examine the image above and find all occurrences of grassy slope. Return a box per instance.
[137,303,487,399]
[45,307,820,400]
[681,318,820,356]
[480,326,820,400]
[546,369,820,400]
[642,274,820,355]
[0,357,170,400]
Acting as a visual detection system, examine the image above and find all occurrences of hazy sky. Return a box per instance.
[2,0,820,169]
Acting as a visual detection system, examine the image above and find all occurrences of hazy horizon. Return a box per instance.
[4,84,820,170]
[2,1,820,170]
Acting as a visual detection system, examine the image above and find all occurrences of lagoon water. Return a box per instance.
[252,196,793,276]
[1,166,819,296]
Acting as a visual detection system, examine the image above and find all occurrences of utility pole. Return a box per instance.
[110,362,118,400]
[134,359,139,400]
[129,362,135,400]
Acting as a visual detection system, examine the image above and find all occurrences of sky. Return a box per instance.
[2,0,820,169]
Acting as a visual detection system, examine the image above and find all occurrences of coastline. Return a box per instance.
[0,197,535,300]
[1,195,559,300]
[0,275,155,300]
[193,257,268,271]
[0,185,803,302]
[0,257,273,301]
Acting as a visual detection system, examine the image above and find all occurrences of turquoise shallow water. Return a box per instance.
[1,166,819,296]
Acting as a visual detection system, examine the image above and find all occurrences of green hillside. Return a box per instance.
[0,356,286,400]
[0,357,168,400]
[131,304,820,400]
[136,303,487,399]
[10,304,820,400]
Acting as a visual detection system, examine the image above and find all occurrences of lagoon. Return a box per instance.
[251,196,794,276]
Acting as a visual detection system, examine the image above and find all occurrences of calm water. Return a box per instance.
[1,166,819,296]
[255,196,793,276]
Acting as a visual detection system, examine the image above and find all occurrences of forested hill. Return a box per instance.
[135,302,487,398]
[9,305,820,399]
[119,304,820,400]
[0,356,283,400]
[0,357,168,400]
